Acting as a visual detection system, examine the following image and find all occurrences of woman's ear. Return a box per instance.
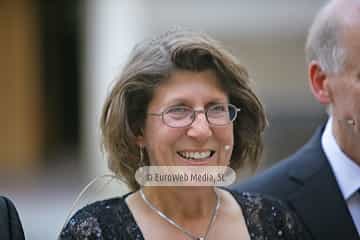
[308,61,331,104]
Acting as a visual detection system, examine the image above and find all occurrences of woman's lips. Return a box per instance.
[176,150,216,165]
[176,150,215,160]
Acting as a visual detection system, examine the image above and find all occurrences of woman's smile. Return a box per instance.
[176,149,216,166]
[177,150,214,160]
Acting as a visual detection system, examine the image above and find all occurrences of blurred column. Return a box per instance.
[0,0,42,173]
[83,1,146,177]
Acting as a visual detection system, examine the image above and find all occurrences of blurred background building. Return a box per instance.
[1,0,327,239]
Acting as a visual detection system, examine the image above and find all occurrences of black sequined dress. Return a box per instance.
[60,190,308,240]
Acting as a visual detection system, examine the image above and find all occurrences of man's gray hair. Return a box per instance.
[305,1,347,74]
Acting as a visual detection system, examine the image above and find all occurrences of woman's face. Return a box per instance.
[138,70,234,166]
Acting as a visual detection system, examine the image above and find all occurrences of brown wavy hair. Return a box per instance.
[100,29,266,191]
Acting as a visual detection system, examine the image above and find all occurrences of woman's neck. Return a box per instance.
[142,186,218,219]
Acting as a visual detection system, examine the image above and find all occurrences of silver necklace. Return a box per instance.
[139,188,220,240]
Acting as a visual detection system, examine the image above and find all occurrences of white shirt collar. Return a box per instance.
[321,117,360,200]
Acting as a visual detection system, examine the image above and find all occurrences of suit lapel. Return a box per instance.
[0,197,10,240]
[286,128,359,239]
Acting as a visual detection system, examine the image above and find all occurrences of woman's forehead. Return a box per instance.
[148,70,228,106]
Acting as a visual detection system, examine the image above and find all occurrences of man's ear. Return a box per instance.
[308,61,331,104]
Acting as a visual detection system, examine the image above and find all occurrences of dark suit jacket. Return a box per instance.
[232,126,359,240]
[0,196,25,240]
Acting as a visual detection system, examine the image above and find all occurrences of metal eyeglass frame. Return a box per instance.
[148,103,241,128]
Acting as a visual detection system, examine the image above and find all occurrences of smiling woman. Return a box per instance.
[101,29,266,190]
[59,29,310,240]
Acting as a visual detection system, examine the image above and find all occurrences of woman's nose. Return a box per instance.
[186,112,212,141]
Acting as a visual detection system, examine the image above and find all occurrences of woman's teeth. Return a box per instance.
[177,151,213,160]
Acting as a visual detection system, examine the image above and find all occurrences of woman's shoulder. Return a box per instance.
[229,190,289,213]
[59,196,135,240]
[226,190,308,239]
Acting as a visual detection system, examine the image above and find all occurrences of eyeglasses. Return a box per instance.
[148,103,241,128]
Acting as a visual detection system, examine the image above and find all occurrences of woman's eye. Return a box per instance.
[167,107,189,113]
[165,107,191,120]
[211,105,226,112]
[166,107,192,118]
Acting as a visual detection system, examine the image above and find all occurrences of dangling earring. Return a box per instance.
[139,146,145,167]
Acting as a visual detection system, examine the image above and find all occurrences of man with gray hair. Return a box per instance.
[233,0,360,239]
